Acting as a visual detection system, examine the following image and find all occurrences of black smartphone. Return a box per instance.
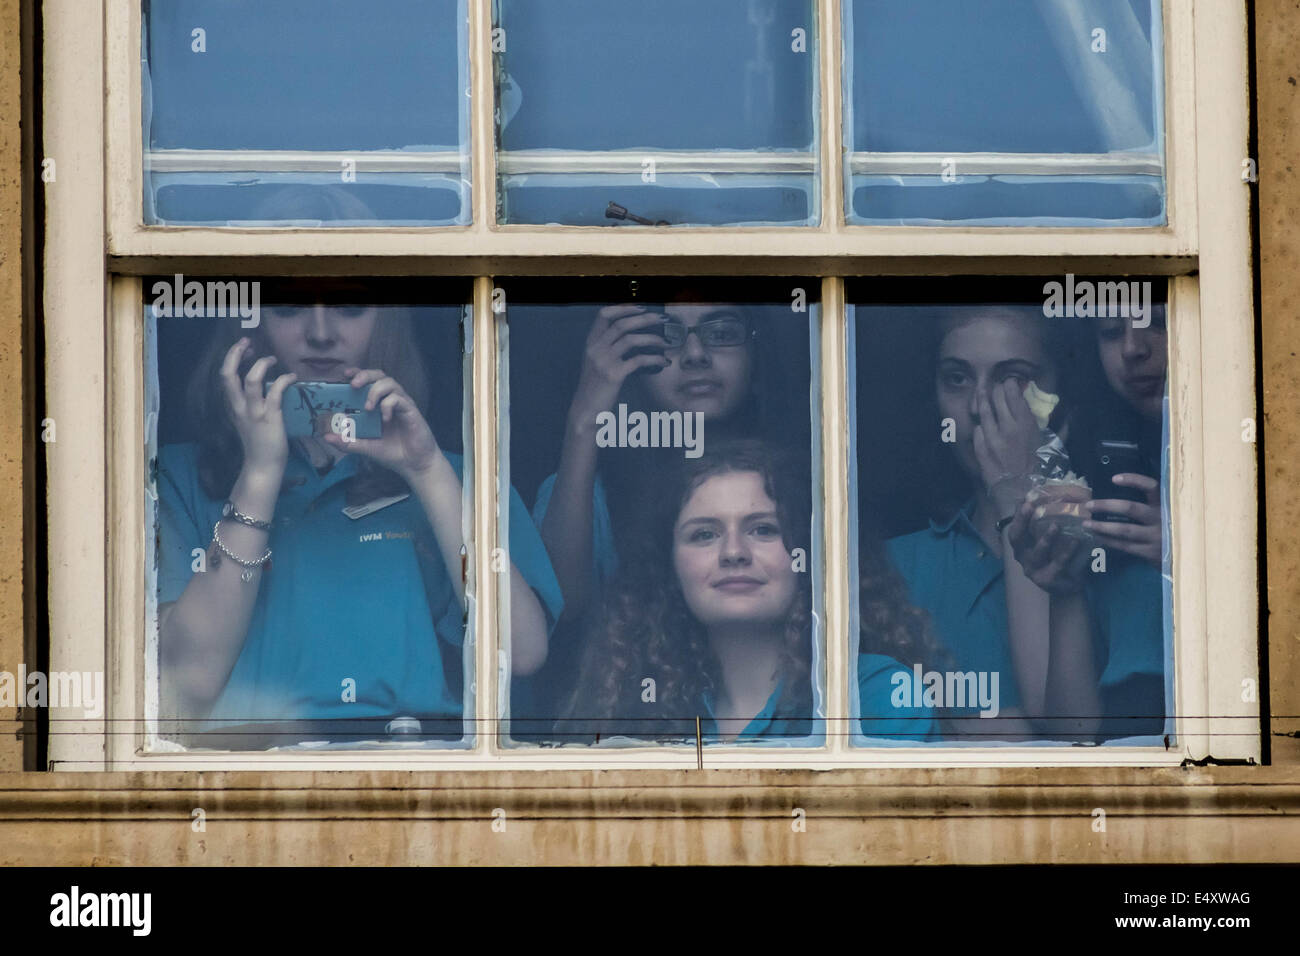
[1095,439,1148,523]
[627,307,670,374]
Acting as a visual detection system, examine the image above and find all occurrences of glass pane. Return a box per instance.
[495,0,818,226]
[501,279,822,746]
[143,0,470,225]
[144,278,531,751]
[845,0,1165,225]
[850,279,1173,746]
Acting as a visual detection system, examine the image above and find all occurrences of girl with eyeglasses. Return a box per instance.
[522,285,809,731]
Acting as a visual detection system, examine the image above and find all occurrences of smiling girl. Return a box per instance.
[561,440,934,744]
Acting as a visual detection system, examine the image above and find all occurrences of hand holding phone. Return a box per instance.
[1094,440,1148,523]
[269,381,383,440]
[1082,438,1164,567]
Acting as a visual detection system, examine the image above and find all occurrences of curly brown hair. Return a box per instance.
[857,535,948,674]
[560,440,809,741]
[560,439,939,742]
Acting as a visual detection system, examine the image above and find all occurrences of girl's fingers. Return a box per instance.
[1005,380,1032,424]
[1115,473,1161,506]
[1082,518,1157,543]
[364,377,403,411]
[349,368,387,390]
[977,388,997,431]
[621,353,672,375]
[599,312,666,351]
[243,355,279,406]
[264,371,298,411]
[219,340,251,416]
[1085,499,1157,525]
[991,381,1015,430]
[378,392,404,424]
[1042,537,1080,579]
[1006,501,1034,551]
[592,305,652,339]
[1027,524,1058,570]
[1084,533,1147,562]
[323,433,377,456]
[1114,472,1158,491]
[972,423,997,480]
[612,332,671,357]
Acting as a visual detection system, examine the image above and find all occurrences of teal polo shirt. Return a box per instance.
[698,654,938,744]
[885,500,1165,730]
[156,442,562,726]
[532,470,619,584]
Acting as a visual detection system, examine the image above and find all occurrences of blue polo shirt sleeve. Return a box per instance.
[1087,557,1165,689]
[506,480,564,631]
[858,653,937,743]
[155,443,213,607]
[425,455,563,643]
[531,470,619,583]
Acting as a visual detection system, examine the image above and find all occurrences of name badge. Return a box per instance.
[342,493,410,520]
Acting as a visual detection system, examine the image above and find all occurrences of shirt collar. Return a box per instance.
[281,442,363,501]
[928,497,980,537]
[702,679,785,739]
[927,497,1004,616]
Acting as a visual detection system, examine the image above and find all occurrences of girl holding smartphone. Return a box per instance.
[156,292,561,744]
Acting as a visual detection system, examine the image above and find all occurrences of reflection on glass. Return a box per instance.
[146,280,562,750]
[142,0,470,225]
[495,0,818,226]
[845,0,1165,225]
[852,282,1172,745]
[504,281,822,743]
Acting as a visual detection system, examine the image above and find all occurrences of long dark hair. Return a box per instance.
[185,305,431,503]
[1066,309,1167,491]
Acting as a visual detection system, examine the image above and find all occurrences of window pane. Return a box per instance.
[145,278,507,751]
[845,0,1165,225]
[850,279,1173,746]
[143,0,470,225]
[501,279,823,746]
[495,1,818,226]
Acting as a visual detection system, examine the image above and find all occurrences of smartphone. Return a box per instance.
[1095,439,1148,523]
[267,381,383,439]
[627,307,670,375]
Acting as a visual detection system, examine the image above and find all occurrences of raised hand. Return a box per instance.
[1083,473,1163,567]
[219,337,297,482]
[567,305,673,430]
[323,367,441,482]
[973,380,1043,515]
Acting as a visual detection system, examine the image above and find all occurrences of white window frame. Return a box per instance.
[42,0,1256,770]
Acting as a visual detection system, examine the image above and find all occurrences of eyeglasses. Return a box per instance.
[659,315,751,350]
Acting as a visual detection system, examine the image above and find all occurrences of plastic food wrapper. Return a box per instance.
[1021,383,1093,541]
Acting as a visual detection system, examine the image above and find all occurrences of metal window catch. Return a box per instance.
[605,201,669,226]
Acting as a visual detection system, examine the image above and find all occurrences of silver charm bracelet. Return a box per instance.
[210,521,272,582]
